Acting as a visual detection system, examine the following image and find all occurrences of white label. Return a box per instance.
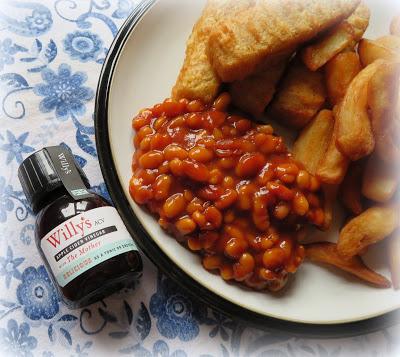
[40,206,137,287]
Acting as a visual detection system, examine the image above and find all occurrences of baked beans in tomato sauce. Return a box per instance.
[130,93,324,291]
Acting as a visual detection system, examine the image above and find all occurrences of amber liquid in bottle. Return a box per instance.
[35,191,142,308]
[18,146,143,309]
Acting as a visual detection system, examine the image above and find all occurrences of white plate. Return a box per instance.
[95,0,400,334]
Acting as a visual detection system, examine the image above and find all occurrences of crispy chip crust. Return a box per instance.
[337,205,399,259]
[306,242,391,288]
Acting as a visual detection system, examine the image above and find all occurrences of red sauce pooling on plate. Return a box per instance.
[129,93,324,291]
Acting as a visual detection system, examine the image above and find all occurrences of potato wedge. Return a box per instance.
[335,61,382,161]
[368,60,400,164]
[267,59,327,129]
[388,230,400,289]
[325,51,362,105]
[316,109,350,185]
[305,242,391,288]
[337,205,400,259]
[339,161,364,215]
[292,109,334,174]
[322,184,338,231]
[358,37,400,67]
[362,153,399,203]
[391,15,400,36]
[301,3,370,71]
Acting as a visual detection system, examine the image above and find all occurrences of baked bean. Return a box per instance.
[225,237,248,259]
[186,198,204,214]
[233,253,255,280]
[215,189,238,210]
[168,116,186,128]
[224,210,235,223]
[258,125,274,134]
[220,264,234,280]
[153,174,172,201]
[189,146,213,162]
[275,163,299,177]
[203,255,222,270]
[204,206,222,228]
[296,170,310,190]
[183,190,193,201]
[182,159,210,182]
[224,225,245,240]
[280,174,296,184]
[309,176,321,192]
[164,144,188,160]
[175,217,197,235]
[208,111,227,127]
[263,248,286,269]
[218,157,236,170]
[150,133,171,150]
[153,116,168,131]
[188,237,202,251]
[139,136,151,151]
[306,193,320,208]
[169,158,184,176]
[139,151,164,169]
[293,192,309,216]
[152,100,186,117]
[163,193,186,218]
[212,92,231,111]
[158,161,169,174]
[235,119,252,133]
[266,182,294,201]
[200,231,219,249]
[273,202,290,220]
[187,100,205,112]
[222,176,235,188]
[236,153,266,177]
[213,128,223,139]
[130,97,326,292]
[209,168,223,185]
[132,111,151,131]
[192,210,207,227]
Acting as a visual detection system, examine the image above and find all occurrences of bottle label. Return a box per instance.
[40,206,137,287]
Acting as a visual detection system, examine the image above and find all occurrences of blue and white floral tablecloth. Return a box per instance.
[0,1,399,356]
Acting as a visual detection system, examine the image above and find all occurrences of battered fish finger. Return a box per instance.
[208,0,360,82]
[172,0,252,104]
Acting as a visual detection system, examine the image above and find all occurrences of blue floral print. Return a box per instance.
[0,38,21,71]
[63,31,103,62]
[25,9,53,33]
[112,0,135,19]
[17,266,60,321]
[1,131,35,165]
[0,319,37,357]
[0,177,14,222]
[152,340,187,357]
[150,275,206,341]
[0,247,24,288]
[34,64,94,120]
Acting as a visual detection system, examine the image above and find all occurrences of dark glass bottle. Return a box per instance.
[18,146,142,308]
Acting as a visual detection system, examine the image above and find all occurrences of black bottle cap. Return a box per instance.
[18,146,91,214]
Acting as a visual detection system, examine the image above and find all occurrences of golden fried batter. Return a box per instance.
[172,0,253,104]
[208,0,360,82]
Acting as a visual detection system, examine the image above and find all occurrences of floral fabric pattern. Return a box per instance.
[0,1,399,356]
[34,64,94,120]
[17,266,59,321]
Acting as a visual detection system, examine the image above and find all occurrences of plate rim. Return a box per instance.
[94,0,400,338]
